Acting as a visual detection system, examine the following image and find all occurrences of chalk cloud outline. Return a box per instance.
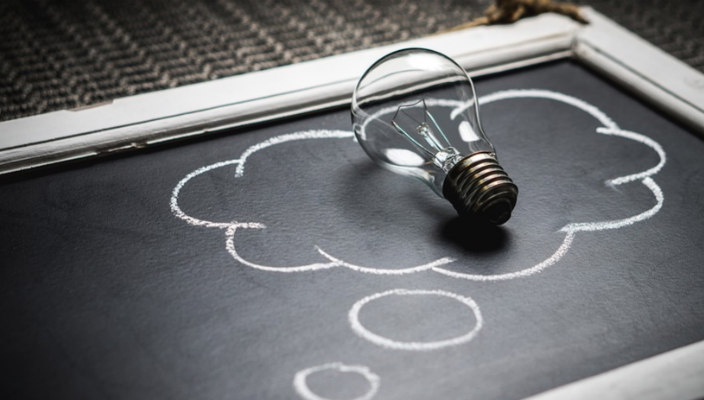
[170,89,666,281]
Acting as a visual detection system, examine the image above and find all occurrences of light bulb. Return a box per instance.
[351,48,518,224]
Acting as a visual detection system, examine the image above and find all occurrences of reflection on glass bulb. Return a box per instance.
[351,48,518,224]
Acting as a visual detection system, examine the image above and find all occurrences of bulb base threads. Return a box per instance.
[442,152,518,225]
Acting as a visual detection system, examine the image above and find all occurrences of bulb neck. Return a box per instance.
[442,152,518,225]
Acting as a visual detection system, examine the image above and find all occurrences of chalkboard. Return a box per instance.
[2,61,703,400]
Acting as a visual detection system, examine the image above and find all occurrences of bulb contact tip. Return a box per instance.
[442,152,518,225]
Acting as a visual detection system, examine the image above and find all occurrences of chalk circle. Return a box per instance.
[348,289,483,351]
[293,362,380,400]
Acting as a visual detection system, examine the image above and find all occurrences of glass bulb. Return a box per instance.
[351,48,518,224]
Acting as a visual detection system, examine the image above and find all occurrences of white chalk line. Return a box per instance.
[170,159,263,229]
[170,130,353,230]
[171,90,666,281]
[316,247,455,275]
[235,130,354,177]
[432,231,576,282]
[431,176,663,281]
[597,127,666,186]
[225,225,340,273]
[451,89,619,130]
[348,289,483,351]
[561,177,663,233]
[293,362,380,400]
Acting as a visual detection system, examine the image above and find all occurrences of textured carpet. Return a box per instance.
[0,0,701,121]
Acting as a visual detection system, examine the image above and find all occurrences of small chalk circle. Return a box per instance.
[293,362,380,400]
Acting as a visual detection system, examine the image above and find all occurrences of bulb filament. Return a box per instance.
[391,99,461,172]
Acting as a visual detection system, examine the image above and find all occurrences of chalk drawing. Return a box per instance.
[315,247,453,275]
[170,90,669,399]
[226,225,339,273]
[431,231,576,282]
[170,90,666,280]
[170,130,353,230]
[348,289,483,351]
[293,362,380,400]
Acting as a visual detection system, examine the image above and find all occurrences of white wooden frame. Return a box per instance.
[0,7,702,399]
[0,7,702,176]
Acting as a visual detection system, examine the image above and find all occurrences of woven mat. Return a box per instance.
[1,0,702,121]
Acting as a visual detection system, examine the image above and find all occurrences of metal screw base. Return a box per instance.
[442,152,518,225]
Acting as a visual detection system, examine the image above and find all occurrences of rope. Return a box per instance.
[443,0,588,32]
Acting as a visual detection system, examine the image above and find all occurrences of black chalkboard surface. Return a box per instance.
[2,61,703,400]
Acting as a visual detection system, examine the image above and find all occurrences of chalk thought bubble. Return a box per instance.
[170,90,665,281]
